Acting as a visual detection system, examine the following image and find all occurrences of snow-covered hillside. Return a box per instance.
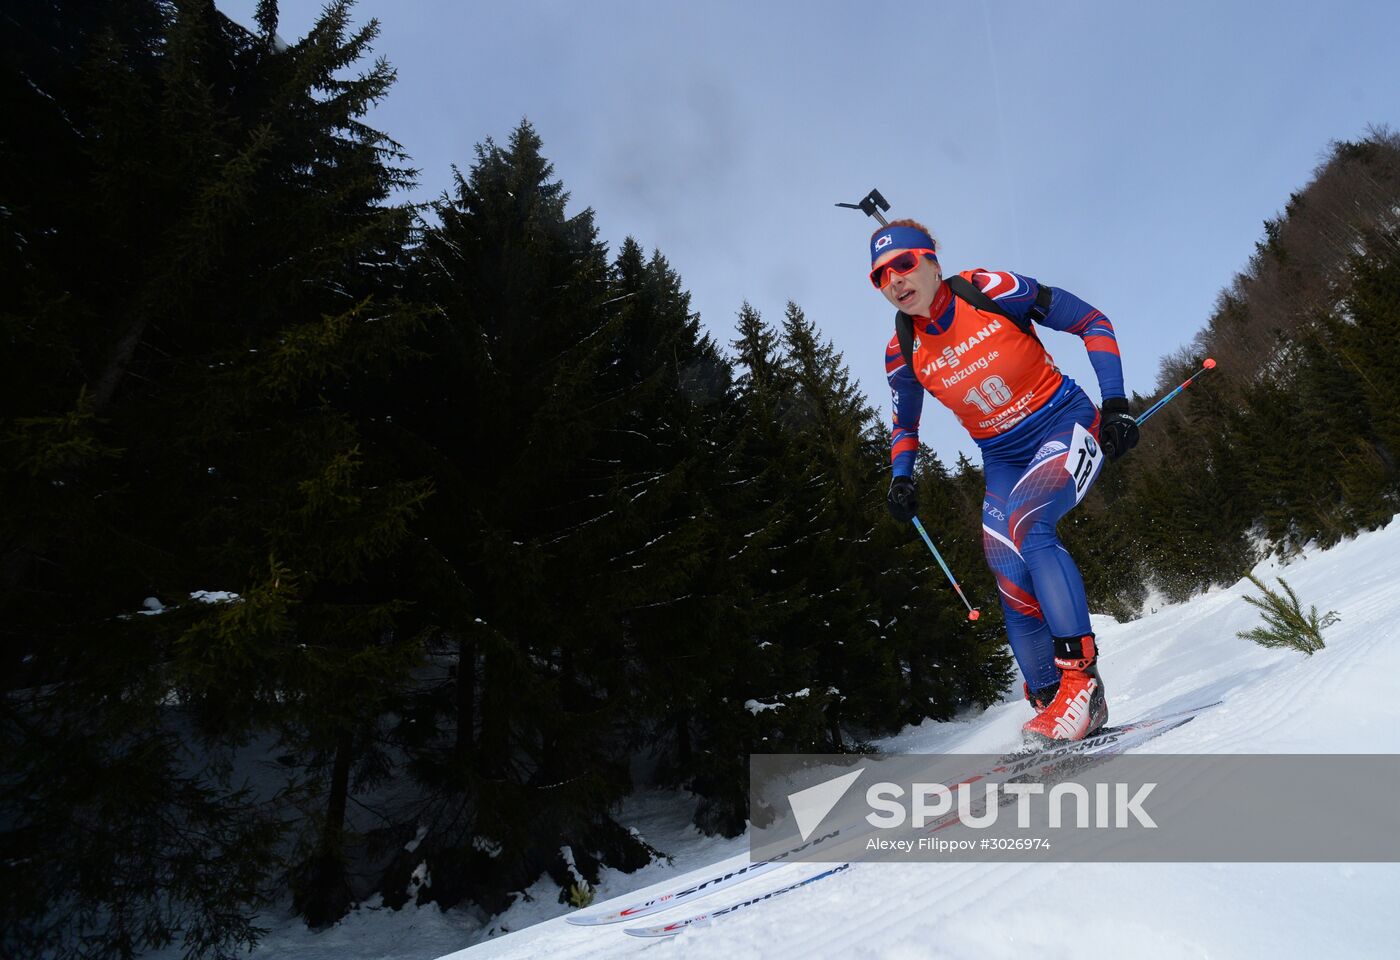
[444,519,1400,960]
[204,519,1400,959]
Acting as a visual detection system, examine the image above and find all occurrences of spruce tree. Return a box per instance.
[390,123,691,907]
[1331,226,1400,502]
[2,1,434,950]
[778,302,893,737]
[664,301,828,834]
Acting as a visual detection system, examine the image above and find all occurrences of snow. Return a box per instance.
[190,590,241,604]
[558,846,586,891]
[134,590,240,616]
[745,688,813,715]
[405,825,429,854]
[145,517,1400,959]
[407,863,432,902]
[471,835,502,859]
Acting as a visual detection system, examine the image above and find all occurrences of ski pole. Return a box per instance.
[910,516,981,621]
[1135,358,1216,426]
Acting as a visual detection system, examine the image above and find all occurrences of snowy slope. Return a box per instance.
[436,518,1400,960]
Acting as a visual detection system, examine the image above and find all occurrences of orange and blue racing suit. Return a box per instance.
[885,269,1124,691]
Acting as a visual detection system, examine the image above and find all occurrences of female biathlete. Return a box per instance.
[873,220,1138,743]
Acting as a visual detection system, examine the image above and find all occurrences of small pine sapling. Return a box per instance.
[1236,574,1338,655]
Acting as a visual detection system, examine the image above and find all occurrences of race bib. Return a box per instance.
[1064,422,1104,504]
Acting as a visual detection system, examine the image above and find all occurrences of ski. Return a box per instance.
[565,859,784,926]
[922,700,1221,835]
[580,700,1220,933]
[623,862,853,938]
[565,825,844,926]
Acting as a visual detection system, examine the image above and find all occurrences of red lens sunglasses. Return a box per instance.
[870,248,937,290]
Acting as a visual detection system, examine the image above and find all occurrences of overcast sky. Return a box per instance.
[220,0,1399,464]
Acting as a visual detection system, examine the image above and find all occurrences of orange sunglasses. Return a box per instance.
[870,248,937,290]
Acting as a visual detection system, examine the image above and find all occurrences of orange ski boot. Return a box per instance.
[1022,634,1108,744]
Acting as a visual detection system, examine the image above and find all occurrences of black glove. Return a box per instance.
[886,475,918,523]
[1099,397,1140,461]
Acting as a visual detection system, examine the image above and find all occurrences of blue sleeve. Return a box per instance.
[885,332,923,478]
[972,270,1126,402]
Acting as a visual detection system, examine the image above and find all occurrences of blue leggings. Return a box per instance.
[980,390,1103,691]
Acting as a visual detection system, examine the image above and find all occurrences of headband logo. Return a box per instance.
[875,234,893,251]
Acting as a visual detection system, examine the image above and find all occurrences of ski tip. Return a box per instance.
[564,914,609,926]
[624,925,681,939]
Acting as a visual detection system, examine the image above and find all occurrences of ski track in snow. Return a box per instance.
[181,521,1400,960]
